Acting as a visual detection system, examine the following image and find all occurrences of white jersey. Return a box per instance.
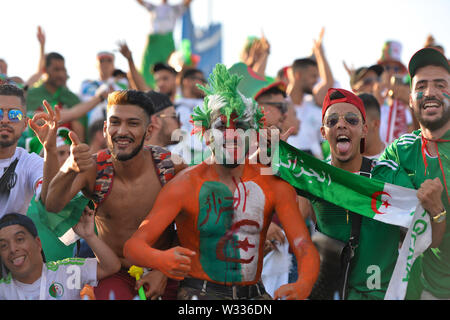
[0,258,97,300]
[0,147,43,218]
[286,95,324,159]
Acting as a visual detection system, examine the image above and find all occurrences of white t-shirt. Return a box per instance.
[0,258,97,300]
[286,95,324,159]
[143,2,186,35]
[0,147,43,218]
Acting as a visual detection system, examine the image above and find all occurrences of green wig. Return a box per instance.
[190,63,265,136]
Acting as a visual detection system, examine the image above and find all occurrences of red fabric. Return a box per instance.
[94,269,137,300]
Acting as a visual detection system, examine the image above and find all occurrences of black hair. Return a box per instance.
[45,52,65,68]
[107,89,155,119]
[181,68,205,82]
[146,91,173,114]
[153,62,177,75]
[87,119,105,142]
[292,58,318,72]
[0,84,26,106]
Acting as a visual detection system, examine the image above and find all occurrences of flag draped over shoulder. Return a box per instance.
[272,140,431,300]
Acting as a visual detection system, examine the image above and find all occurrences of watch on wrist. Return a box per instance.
[432,209,447,223]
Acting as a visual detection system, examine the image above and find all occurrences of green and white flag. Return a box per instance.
[272,141,431,300]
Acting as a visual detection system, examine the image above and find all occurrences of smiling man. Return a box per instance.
[379,47,449,300]
[45,89,186,299]
[123,64,320,300]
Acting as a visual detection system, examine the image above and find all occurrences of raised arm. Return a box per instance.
[73,207,121,280]
[273,180,320,300]
[118,41,151,92]
[28,100,60,205]
[123,176,195,280]
[46,131,96,212]
[58,89,110,123]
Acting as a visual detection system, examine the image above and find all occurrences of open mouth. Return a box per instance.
[10,255,26,268]
[336,135,352,154]
[114,137,134,147]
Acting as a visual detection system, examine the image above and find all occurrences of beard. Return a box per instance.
[0,125,20,148]
[414,98,450,131]
[109,134,146,162]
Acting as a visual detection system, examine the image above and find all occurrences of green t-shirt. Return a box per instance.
[380,129,450,299]
[310,158,415,300]
[25,84,87,134]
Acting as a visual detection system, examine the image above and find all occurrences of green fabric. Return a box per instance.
[26,194,90,262]
[379,129,450,298]
[140,32,175,88]
[404,255,424,300]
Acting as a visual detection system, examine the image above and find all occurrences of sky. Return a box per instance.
[1,0,449,93]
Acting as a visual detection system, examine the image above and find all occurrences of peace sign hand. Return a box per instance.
[28,100,60,151]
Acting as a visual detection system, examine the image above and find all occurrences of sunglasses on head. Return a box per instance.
[324,112,361,128]
[0,108,24,122]
[260,101,288,113]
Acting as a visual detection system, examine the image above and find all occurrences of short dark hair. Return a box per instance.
[146,91,173,114]
[181,68,205,82]
[88,119,105,142]
[0,84,26,106]
[45,52,65,68]
[358,93,380,119]
[153,63,177,75]
[292,58,317,72]
[107,90,155,119]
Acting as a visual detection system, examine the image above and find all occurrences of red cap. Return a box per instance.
[322,88,366,122]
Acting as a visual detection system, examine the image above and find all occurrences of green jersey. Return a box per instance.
[380,129,450,299]
[311,158,415,299]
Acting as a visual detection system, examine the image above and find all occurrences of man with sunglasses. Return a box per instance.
[254,82,288,130]
[0,84,46,218]
[295,88,439,300]
[145,90,182,149]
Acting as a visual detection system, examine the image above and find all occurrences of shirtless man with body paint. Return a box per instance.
[123,64,320,300]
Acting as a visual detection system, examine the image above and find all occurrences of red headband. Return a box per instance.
[322,88,366,122]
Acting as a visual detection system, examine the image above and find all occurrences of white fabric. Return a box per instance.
[286,95,324,159]
[0,258,97,300]
[0,147,43,218]
[379,101,413,144]
[143,2,186,35]
[79,78,124,127]
[261,237,292,298]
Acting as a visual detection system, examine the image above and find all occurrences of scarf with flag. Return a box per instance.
[271,140,431,300]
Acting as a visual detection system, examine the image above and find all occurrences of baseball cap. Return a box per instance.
[322,88,366,122]
[408,47,450,79]
[0,213,38,238]
[350,65,384,88]
[97,51,115,60]
[254,81,287,101]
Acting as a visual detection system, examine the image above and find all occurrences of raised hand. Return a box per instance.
[28,100,60,151]
[117,41,133,61]
[73,206,96,239]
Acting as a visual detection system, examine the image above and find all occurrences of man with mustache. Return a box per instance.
[379,48,449,300]
[123,64,320,300]
[45,90,187,299]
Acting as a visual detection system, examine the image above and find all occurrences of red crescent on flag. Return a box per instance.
[371,191,391,214]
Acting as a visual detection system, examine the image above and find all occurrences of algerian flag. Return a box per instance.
[35,193,90,246]
[272,141,431,300]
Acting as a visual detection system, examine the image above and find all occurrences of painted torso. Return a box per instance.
[175,162,276,285]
